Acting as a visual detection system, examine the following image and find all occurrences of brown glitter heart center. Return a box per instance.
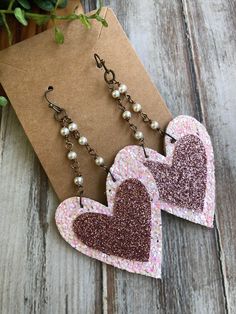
[144,134,207,211]
[73,179,152,262]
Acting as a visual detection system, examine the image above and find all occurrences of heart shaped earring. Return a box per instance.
[113,116,215,227]
[44,87,162,278]
[94,55,215,227]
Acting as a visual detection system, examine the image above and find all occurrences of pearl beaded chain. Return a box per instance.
[59,120,109,187]
[45,86,116,206]
[112,83,160,132]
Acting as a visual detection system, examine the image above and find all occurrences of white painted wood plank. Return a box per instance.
[183,0,236,312]
[0,107,33,313]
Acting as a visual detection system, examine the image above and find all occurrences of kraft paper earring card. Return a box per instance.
[0,7,172,203]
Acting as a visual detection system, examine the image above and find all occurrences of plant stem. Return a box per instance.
[8,0,15,10]
[0,3,107,46]
[0,9,90,21]
[1,13,12,45]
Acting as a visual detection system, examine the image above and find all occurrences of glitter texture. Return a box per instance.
[55,151,162,278]
[144,134,207,211]
[112,115,215,228]
[73,179,151,261]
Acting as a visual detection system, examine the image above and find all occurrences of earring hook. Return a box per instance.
[94,53,105,69]
[94,53,111,73]
[94,53,116,84]
[44,86,64,113]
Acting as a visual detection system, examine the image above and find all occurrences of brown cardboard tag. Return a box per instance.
[0,8,172,204]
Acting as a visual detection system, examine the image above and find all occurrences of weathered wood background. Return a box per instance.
[0,0,235,313]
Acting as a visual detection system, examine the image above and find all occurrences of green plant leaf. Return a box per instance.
[17,0,31,10]
[33,0,54,12]
[14,7,28,26]
[95,14,108,27]
[52,0,68,9]
[0,96,8,107]
[54,26,64,44]
[58,0,68,8]
[30,14,50,26]
[79,15,91,29]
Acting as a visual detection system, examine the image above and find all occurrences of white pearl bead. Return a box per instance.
[78,136,88,146]
[150,120,159,130]
[118,84,128,94]
[68,122,78,132]
[132,103,142,112]
[60,127,69,136]
[67,151,77,160]
[74,176,83,185]
[95,156,104,166]
[112,90,120,98]
[134,131,144,140]
[122,110,132,120]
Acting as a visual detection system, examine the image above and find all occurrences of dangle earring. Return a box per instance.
[45,86,116,206]
[44,86,162,278]
[94,54,215,228]
[94,53,176,144]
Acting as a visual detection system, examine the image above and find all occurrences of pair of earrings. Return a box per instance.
[44,55,215,278]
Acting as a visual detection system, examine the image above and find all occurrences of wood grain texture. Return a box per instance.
[183,1,236,312]
[0,0,235,313]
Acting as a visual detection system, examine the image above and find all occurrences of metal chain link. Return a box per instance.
[45,85,117,206]
[94,54,176,144]
[57,114,84,200]
[114,96,147,149]
[56,109,116,183]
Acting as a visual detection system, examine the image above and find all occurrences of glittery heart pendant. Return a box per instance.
[55,152,162,278]
[114,116,215,228]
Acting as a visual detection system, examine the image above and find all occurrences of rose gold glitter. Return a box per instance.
[72,179,151,261]
[55,152,162,278]
[113,115,215,227]
[144,134,207,211]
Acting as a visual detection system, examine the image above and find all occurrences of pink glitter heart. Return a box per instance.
[144,134,207,212]
[113,116,215,228]
[73,179,151,262]
[55,153,162,278]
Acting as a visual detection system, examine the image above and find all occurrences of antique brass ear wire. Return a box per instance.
[94,54,116,84]
[44,86,63,113]
[94,54,176,144]
[44,86,70,123]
